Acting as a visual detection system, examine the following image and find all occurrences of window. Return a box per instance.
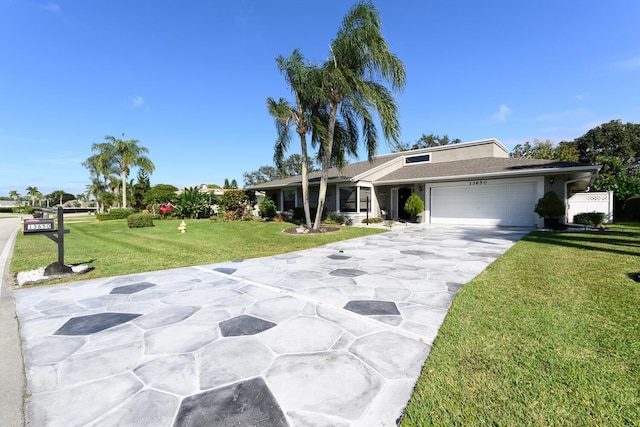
[359,187,371,212]
[283,190,296,211]
[340,187,357,212]
[404,154,430,164]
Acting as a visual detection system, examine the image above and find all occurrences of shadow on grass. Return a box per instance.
[523,228,640,257]
[627,272,640,283]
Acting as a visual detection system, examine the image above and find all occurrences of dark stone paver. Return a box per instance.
[329,268,366,277]
[219,314,277,337]
[344,300,401,316]
[54,312,142,336]
[175,377,287,427]
[110,282,156,294]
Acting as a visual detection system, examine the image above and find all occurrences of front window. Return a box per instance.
[283,190,296,211]
[340,186,357,212]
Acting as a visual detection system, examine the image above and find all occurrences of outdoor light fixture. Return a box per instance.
[549,177,555,185]
[418,185,423,192]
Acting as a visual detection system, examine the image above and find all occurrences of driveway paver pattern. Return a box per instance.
[15,225,530,426]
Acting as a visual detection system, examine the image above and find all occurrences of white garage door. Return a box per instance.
[431,181,538,226]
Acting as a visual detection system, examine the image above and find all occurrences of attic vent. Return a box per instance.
[404,154,431,165]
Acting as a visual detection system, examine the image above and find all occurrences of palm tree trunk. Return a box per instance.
[299,136,312,229]
[313,102,339,229]
[121,170,127,208]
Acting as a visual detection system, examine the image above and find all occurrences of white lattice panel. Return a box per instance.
[567,191,614,223]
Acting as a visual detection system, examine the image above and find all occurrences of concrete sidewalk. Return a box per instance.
[14,225,530,426]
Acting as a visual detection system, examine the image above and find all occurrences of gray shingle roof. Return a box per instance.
[376,157,594,182]
[248,154,597,189]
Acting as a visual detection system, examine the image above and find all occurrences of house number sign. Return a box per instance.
[468,180,488,186]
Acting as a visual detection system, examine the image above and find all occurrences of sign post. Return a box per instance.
[23,206,70,267]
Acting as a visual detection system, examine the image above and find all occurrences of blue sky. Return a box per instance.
[1,0,639,197]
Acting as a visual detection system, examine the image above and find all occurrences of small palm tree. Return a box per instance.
[9,190,20,204]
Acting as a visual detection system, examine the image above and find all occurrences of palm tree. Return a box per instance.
[83,149,119,211]
[8,190,20,205]
[313,1,406,229]
[25,186,39,206]
[91,135,155,208]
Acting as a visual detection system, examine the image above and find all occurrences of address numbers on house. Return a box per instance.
[468,180,488,186]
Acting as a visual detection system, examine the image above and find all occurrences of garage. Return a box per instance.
[430,180,539,226]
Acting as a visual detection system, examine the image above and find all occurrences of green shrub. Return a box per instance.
[404,194,425,217]
[362,217,384,224]
[96,208,135,221]
[534,191,565,218]
[107,208,134,219]
[622,195,640,221]
[259,197,278,218]
[573,212,605,227]
[241,213,255,221]
[324,212,348,225]
[127,213,154,228]
[12,206,34,214]
[0,207,14,213]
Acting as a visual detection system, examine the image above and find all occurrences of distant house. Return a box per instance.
[247,139,602,227]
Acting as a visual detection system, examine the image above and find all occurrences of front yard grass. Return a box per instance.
[10,218,385,282]
[401,223,640,426]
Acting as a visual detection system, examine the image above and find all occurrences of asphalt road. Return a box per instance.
[0,216,25,427]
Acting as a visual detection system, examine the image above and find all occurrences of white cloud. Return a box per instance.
[129,95,145,109]
[39,2,61,13]
[491,104,512,121]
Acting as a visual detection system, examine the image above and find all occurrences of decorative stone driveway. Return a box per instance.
[15,225,530,426]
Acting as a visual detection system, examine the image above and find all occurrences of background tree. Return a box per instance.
[243,165,282,187]
[396,133,461,151]
[242,154,318,187]
[223,178,231,189]
[45,190,75,206]
[230,179,239,189]
[9,190,20,204]
[90,134,155,208]
[510,139,580,161]
[131,169,151,211]
[25,186,39,206]
[144,184,179,214]
[313,1,406,229]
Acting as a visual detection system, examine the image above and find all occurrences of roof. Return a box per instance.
[247,140,600,190]
[375,157,599,183]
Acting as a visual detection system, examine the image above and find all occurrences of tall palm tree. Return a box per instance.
[267,50,319,228]
[25,186,39,206]
[313,1,406,229]
[91,135,155,208]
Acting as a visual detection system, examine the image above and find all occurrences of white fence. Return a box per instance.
[567,191,614,224]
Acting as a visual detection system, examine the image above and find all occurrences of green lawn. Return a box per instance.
[10,218,385,282]
[401,223,640,426]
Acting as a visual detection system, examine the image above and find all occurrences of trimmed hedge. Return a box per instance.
[127,213,154,228]
[96,208,135,221]
[12,206,35,214]
[362,217,384,224]
[573,212,605,227]
[0,207,13,213]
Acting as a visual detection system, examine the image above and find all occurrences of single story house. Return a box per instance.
[248,139,602,228]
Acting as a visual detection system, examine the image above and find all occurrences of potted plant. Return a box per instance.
[534,191,565,229]
[404,193,425,223]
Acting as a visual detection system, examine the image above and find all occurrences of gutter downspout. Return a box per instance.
[563,172,598,224]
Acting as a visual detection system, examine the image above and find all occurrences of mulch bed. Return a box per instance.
[282,226,341,235]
